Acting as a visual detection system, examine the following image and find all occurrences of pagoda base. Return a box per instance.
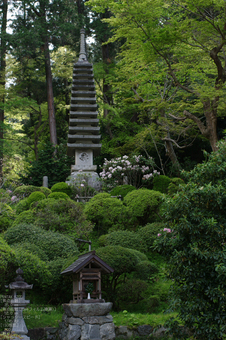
[67,171,101,191]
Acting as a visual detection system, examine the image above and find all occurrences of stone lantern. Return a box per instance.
[9,268,33,340]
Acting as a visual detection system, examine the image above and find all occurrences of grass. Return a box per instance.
[23,304,63,329]
[111,310,178,329]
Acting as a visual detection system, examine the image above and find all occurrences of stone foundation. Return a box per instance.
[58,303,115,340]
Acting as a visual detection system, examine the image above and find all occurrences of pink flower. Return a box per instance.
[163,228,171,233]
[11,196,17,201]
[157,233,161,237]
[81,184,84,187]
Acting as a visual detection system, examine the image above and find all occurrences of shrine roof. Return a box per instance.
[60,250,114,275]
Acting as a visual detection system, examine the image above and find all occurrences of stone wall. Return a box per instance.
[58,303,115,340]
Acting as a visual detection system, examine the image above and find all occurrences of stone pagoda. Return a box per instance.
[67,29,101,189]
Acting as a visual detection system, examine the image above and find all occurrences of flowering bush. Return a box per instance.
[99,155,160,189]
[69,173,97,199]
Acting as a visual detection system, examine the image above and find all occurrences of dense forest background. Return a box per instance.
[0,0,226,186]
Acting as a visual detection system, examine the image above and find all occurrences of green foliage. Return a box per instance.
[134,260,159,281]
[39,187,52,197]
[13,185,43,198]
[13,247,52,289]
[48,192,70,200]
[0,203,16,231]
[155,141,226,339]
[45,258,72,304]
[0,237,17,292]
[153,175,171,194]
[11,242,48,262]
[15,198,30,214]
[21,143,73,187]
[69,173,98,199]
[51,182,72,196]
[117,279,149,308]
[4,224,79,261]
[27,191,46,206]
[12,210,34,226]
[13,198,93,238]
[123,189,163,226]
[84,193,127,234]
[136,223,164,250]
[110,184,136,199]
[104,230,146,252]
[96,246,146,276]
[167,177,185,196]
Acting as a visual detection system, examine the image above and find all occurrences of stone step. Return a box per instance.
[71,91,96,96]
[69,126,100,133]
[67,143,102,149]
[72,85,95,90]
[69,118,99,124]
[71,98,96,103]
[70,104,98,110]
[74,62,92,68]
[73,68,93,73]
[68,134,101,140]
[69,111,98,117]
[73,73,94,78]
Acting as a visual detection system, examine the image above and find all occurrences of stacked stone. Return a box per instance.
[58,303,115,340]
[67,60,101,160]
[67,29,101,188]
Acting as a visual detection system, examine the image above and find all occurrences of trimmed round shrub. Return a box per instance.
[15,198,30,214]
[134,260,159,280]
[0,236,17,292]
[13,247,52,288]
[11,242,49,262]
[123,189,163,226]
[153,175,171,193]
[48,192,70,200]
[13,185,41,198]
[105,230,146,252]
[4,223,79,261]
[31,198,93,237]
[84,193,127,234]
[39,187,52,197]
[117,279,149,306]
[12,211,35,227]
[51,182,72,197]
[0,203,15,231]
[110,185,136,199]
[27,191,46,206]
[98,234,109,247]
[168,177,185,196]
[96,246,146,275]
[136,222,164,249]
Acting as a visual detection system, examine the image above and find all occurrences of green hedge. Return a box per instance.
[4,224,79,261]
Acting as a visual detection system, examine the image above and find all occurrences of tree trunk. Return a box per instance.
[44,36,57,146]
[0,0,7,180]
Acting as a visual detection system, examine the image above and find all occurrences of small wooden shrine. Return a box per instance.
[61,251,114,303]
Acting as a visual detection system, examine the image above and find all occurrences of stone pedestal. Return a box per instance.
[58,303,115,340]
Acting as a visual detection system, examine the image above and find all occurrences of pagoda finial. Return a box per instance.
[78,28,87,61]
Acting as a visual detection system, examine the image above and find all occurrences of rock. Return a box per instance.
[137,325,153,336]
[81,324,100,340]
[66,317,84,325]
[152,326,167,338]
[82,315,113,325]
[67,324,81,340]
[63,303,113,318]
[27,328,45,340]
[115,326,133,339]
[45,327,58,334]
[100,323,115,340]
